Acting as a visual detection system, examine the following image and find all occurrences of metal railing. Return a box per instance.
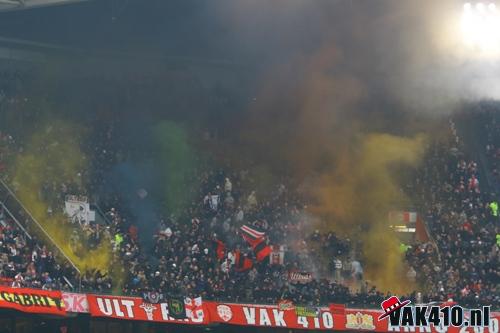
[0,178,82,290]
[0,201,31,239]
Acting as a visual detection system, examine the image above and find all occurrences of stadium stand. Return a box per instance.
[0,55,498,333]
[0,68,498,310]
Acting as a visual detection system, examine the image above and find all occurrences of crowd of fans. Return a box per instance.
[0,120,385,307]
[408,120,500,308]
[0,208,77,291]
[484,109,500,188]
[121,167,359,305]
[0,69,499,309]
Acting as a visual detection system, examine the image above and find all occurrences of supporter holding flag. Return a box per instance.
[240,224,272,261]
[234,250,253,272]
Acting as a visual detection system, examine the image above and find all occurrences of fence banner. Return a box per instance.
[205,301,344,330]
[62,292,88,313]
[87,294,207,324]
[83,293,500,332]
[205,302,500,332]
[0,286,66,316]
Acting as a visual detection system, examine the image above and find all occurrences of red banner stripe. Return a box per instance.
[87,294,208,324]
[0,286,66,316]
[204,302,500,332]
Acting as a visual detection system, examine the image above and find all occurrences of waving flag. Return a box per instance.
[240,225,265,246]
[253,239,272,261]
[234,250,253,272]
[240,225,271,261]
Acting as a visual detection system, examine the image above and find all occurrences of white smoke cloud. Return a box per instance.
[210,0,500,112]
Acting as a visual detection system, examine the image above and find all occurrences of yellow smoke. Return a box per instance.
[216,41,431,294]
[310,133,426,293]
[9,120,116,279]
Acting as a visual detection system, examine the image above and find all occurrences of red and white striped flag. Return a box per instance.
[240,224,265,246]
[240,224,271,261]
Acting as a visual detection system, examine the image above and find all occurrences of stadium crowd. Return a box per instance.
[409,121,500,308]
[0,69,499,309]
[0,208,77,291]
[0,120,390,307]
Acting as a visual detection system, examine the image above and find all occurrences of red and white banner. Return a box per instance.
[389,211,417,223]
[269,245,285,265]
[87,294,208,324]
[0,286,66,316]
[205,302,343,330]
[62,292,88,313]
[204,302,500,332]
[13,288,494,332]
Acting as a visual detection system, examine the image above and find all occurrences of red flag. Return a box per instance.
[234,250,253,272]
[214,240,226,260]
[253,239,272,262]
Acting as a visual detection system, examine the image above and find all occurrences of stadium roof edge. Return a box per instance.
[0,0,92,13]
